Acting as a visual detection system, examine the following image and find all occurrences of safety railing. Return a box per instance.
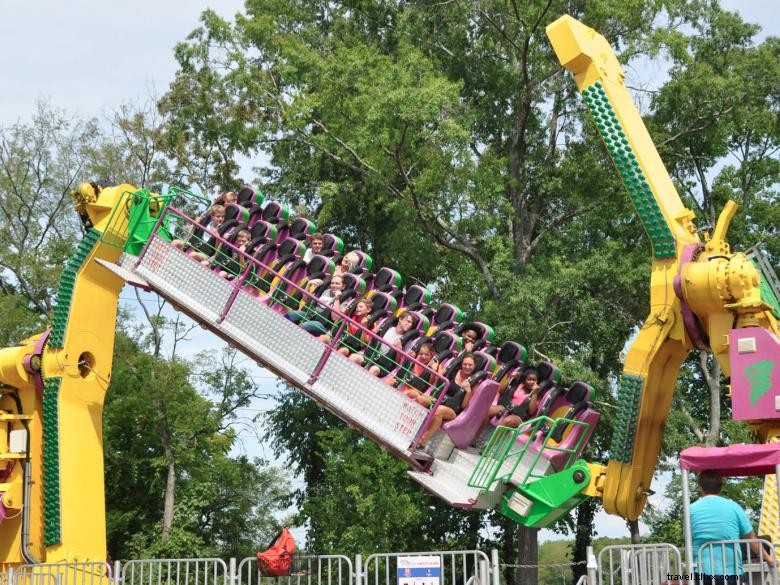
[138,206,454,451]
[12,561,112,585]
[236,555,353,585]
[597,544,682,585]
[121,558,228,585]
[697,539,777,585]
[102,187,210,255]
[362,550,491,585]
[0,550,506,585]
[467,415,591,490]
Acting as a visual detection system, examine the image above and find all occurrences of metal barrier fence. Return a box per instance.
[235,555,353,585]
[362,550,494,585]
[598,544,682,585]
[11,546,705,585]
[121,559,228,585]
[698,539,778,585]
[10,543,776,585]
[12,562,112,585]
[1,551,497,585]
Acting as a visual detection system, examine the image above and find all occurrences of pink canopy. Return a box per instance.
[680,444,780,477]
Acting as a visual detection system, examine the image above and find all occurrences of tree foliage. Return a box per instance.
[105,324,291,560]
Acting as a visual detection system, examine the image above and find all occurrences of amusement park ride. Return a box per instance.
[0,14,776,569]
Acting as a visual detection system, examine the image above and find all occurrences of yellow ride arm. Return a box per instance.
[547,15,779,521]
[0,184,134,565]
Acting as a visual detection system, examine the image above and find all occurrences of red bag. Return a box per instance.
[256,528,297,577]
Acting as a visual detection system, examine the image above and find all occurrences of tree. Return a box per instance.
[0,101,94,316]
[105,323,291,560]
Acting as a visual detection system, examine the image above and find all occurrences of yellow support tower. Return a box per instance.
[759,435,780,553]
[546,15,779,521]
[0,183,135,566]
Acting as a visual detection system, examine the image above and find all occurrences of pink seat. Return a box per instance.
[443,378,500,448]
[516,382,599,471]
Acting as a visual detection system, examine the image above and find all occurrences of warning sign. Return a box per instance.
[397,556,441,585]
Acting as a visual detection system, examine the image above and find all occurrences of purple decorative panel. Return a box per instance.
[730,327,780,421]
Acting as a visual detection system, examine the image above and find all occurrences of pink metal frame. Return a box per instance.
[136,206,452,451]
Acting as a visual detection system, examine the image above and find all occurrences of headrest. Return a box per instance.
[404,284,431,307]
[307,256,334,276]
[262,201,290,223]
[225,203,249,222]
[474,322,495,343]
[341,273,366,293]
[432,330,459,353]
[472,350,496,373]
[374,267,403,290]
[251,220,276,240]
[411,311,430,332]
[290,217,316,239]
[536,361,561,383]
[371,292,397,313]
[353,250,373,270]
[566,381,593,403]
[277,237,304,258]
[434,303,463,325]
[323,233,344,254]
[252,241,276,261]
[237,185,263,207]
[498,341,527,365]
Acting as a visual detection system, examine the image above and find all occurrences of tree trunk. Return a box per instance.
[501,517,517,585]
[699,351,721,447]
[516,526,539,585]
[161,447,176,541]
[572,499,597,584]
[628,519,641,544]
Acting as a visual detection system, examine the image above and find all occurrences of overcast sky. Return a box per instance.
[1,0,776,124]
[1,0,776,546]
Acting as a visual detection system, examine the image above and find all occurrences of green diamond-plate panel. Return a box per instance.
[753,261,780,319]
[49,229,101,348]
[42,377,62,546]
[582,82,676,260]
[609,373,644,464]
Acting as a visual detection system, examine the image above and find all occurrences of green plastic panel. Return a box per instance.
[499,461,591,528]
[49,229,101,348]
[42,377,62,546]
[609,373,644,463]
[582,82,676,259]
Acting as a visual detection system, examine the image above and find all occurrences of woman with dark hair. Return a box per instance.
[396,342,436,398]
[417,352,477,448]
[320,296,372,357]
[496,368,540,429]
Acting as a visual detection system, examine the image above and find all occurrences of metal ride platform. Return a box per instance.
[97,234,562,511]
[101,240,432,470]
[95,203,593,521]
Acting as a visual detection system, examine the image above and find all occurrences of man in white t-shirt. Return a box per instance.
[302,233,324,263]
